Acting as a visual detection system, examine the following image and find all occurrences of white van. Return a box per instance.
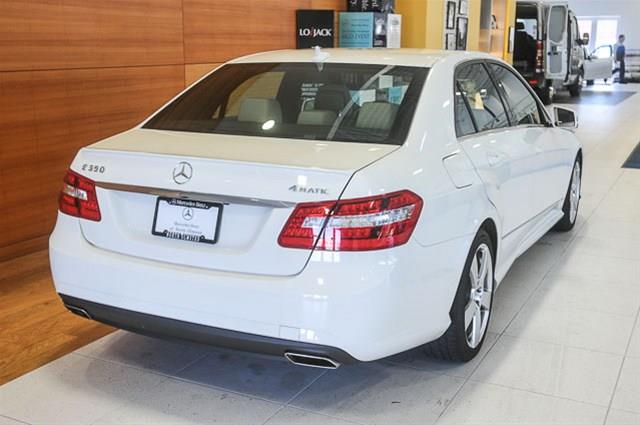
[513,0,587,104]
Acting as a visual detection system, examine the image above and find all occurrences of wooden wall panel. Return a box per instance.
[185,63,222,86]
[310,0,347,10]
[0,0,184,71]
[0,72,42,253]
[183,0,345,65]
[0,66,185,260]
[183,0,311,64]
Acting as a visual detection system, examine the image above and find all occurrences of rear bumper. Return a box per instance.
[60,294,357,364]
[50,212,473,361]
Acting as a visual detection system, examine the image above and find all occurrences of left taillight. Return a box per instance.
[58,169,101,221]
[278,190,423,251]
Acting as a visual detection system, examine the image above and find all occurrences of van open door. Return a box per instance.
[546,3,569,79]
[584,45,614,82]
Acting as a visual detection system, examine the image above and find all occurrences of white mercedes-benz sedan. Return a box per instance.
[50,48,582,369]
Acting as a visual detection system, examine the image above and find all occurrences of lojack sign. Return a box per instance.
[299,27,333,37]
[296,10,335,49]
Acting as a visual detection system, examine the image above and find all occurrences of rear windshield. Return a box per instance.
[143,62,428,145]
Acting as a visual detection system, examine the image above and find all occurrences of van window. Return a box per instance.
[548,6,567,43]
[455,63,509,132]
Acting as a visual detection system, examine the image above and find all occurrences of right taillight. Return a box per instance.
[58,169,101,221]
[278,190,423,251]
[535,40,544,74]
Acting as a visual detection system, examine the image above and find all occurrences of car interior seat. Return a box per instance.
[297,84,352,126]
[238,98,283,124]
[355,102,399,131]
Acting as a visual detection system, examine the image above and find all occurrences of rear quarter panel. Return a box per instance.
[343,54,501,252]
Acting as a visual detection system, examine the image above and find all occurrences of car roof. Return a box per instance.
[229,48,494,68]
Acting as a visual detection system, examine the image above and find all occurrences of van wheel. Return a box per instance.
[569,72,584,97]
[424,229,494,362]
[537,86,552,105]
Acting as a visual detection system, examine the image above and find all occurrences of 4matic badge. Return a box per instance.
[288,185,328,195]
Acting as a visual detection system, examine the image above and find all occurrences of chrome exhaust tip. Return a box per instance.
[284,352,340,369]
[64,304,93,320]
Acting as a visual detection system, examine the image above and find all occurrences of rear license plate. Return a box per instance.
[152,198,222,245]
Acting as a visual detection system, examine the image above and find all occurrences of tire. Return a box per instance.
[586,80,595,86]
[537,86,553,105]
[424,229,495,362]
[569,71,584,97]
[553,157,582,232]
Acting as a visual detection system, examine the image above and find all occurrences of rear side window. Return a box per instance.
[454,83,476,137]
[144,62,428,146]
[488,63,542,126]
[455,63,509,133]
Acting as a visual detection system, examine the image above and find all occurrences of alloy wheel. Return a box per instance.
[465,243,493,349]
[570,161,581,223]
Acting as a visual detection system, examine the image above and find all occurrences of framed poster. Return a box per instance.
[456,17,468,50]
[446,33,456,50]
[458,0,468,15]
[446,1,456,30]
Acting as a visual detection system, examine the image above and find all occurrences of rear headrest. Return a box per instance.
[297,110,338,126]
[238,98,282,123]
[356,102,399,131]
[516,22,526,31]
[315,84,352,113]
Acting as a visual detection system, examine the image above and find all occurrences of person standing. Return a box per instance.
[613,34,627,84]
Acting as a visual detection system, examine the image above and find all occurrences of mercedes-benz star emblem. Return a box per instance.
[172,161,193,185]
[182,207,194,221]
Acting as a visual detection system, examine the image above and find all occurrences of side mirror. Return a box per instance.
[553,106,578,129]
[582,33,590,46]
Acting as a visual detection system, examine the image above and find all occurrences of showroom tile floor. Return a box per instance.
[2,84,640,424]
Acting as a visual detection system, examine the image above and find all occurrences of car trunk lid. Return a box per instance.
[72,129,397,276]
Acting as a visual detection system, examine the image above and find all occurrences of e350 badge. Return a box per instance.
[81,163,106,174]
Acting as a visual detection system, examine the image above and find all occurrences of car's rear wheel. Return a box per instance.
[424,229,494,362]
[554,158,582,232]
